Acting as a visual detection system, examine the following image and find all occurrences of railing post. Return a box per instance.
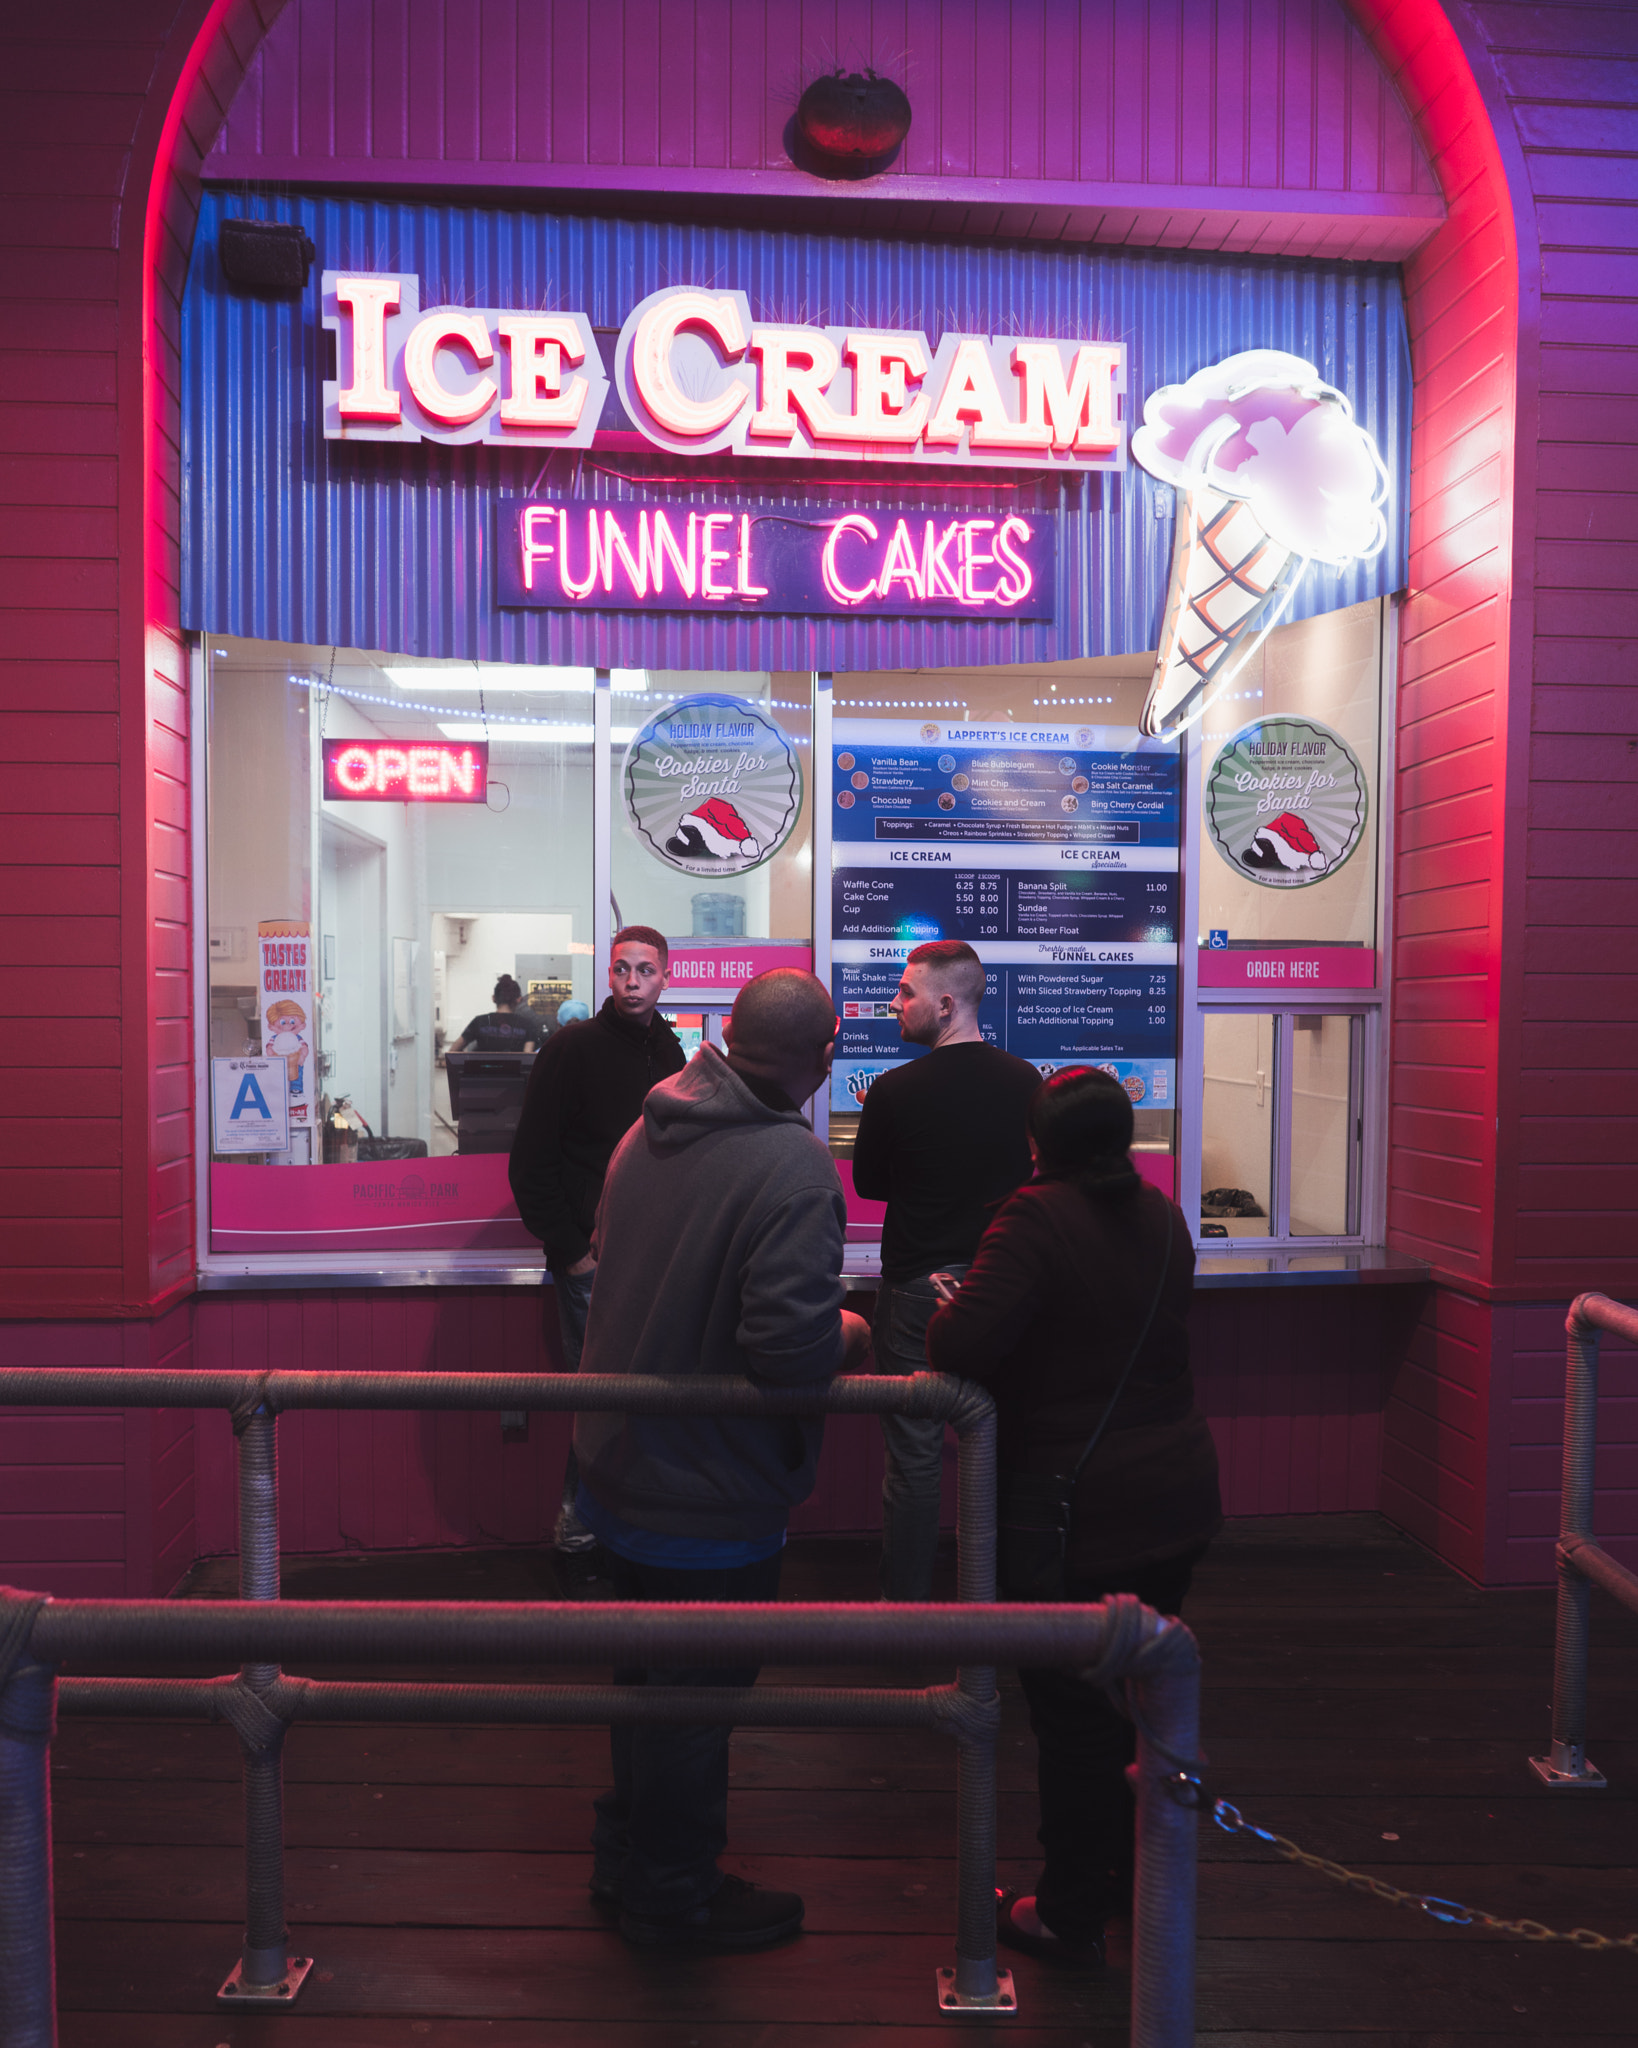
[1531,1299,1607,1787]
[1129,1626,1200,2048]
[0,1655,58,2048]
[936,1388,1014,2015]
[218,1403,313,2004]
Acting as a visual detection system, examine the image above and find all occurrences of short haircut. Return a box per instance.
[729,968,838,1064]
[1028,1066,1134,1172]
[492,974,523,1007]
[611,924,669,968]
[906,938,985,1010]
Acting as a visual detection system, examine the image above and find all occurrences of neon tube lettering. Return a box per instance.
[821,516,879,605]
[631,291,750,438]
[403,311,497,427]
[959,519,998,604]
[641,510,697,597]
[334,276,402,424]
[521,505,556,590]
[736,515,769,598]
[992,516,1035,602]
[558,507,611,600]
[604,510,650,597]
[921,520,963,601]
[875,519,925,601]
[700,513,735,599]
[497,315,588,429]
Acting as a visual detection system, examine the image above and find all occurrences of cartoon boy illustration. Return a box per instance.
[263,998,311,1120]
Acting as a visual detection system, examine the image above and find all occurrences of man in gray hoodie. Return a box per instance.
[574,968,870,1952]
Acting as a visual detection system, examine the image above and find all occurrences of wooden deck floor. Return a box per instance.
[47,1515,1638,2046]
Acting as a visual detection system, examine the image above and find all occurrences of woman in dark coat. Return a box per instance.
[925,1065,1220,1966]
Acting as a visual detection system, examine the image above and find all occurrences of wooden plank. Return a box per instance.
[48,1922,1638,2031]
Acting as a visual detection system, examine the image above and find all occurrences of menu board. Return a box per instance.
[830,720,1180,1114]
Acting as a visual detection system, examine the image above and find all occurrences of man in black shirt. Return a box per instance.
[851,939,1039,1599]
[449,974,538,1052]
[509,926,687,1554]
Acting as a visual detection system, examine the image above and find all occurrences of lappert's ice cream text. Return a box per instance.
[1129,350,1390,738]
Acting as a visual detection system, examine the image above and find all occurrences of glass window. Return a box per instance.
[205,640,594,1257]
[1197,597,1382,963]
[823,655,1178,1196]
[610,671,813,957]
[1289,1012,1363,1237]
[1201,1012,1275,1238]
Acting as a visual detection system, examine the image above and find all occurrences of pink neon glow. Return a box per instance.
[334,275,403,422]
[821,515,879,604]
[323,740,488,803]
[631,290,750,439]
[497,314,587,428]
[403,311,497,427]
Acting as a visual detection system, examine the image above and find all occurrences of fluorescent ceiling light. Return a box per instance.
[386,665,647,694]
[438,722,640,745]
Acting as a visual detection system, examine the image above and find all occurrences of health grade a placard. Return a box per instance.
[829,719,1180,1109]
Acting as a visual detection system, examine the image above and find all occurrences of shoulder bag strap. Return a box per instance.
[1066,1197,1176,1490]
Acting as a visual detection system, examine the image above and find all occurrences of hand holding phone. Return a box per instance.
[929,1271,961,1304]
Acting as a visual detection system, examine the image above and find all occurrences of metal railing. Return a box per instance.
[0,1365,1202,2045]
[1531,1293,1638,1789]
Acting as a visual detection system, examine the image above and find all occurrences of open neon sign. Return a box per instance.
[496,500,1054,619]
[322,739,489,803]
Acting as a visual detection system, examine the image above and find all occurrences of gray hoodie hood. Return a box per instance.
[641,1043,806,1154]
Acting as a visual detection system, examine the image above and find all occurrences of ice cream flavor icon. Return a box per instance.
[1130,350,1390,738]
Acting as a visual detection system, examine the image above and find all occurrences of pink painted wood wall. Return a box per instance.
[206,0,1444,258]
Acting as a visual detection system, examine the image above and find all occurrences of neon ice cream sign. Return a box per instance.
[1129,350,1390,738]
[323,274,1125,474]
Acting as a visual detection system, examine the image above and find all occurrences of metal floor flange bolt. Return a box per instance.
[218,1953,315,2004]
[937,1964,1017,2012]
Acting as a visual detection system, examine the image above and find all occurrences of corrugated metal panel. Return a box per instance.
[181,192,1411,668]
[203,0,1443,261]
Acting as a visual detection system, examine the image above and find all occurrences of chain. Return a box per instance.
[1201,1789,1638,1954]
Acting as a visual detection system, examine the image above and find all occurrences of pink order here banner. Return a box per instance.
[210,1156,537,1255]
[1197,946,1376,991]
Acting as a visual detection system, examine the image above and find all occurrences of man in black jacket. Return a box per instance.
[508,926,686,1548]
[851,939,1039,1599]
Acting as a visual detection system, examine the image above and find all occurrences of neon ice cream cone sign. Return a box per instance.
[1130,351,1390,739]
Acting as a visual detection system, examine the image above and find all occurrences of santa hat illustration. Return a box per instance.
[1242,811,1327,875]
[665,796,760,862]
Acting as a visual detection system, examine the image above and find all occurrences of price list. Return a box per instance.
[830,719,1180,1115]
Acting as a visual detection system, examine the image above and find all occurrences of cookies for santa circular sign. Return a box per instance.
[1205,715,1368,889]
[623,693,802,878]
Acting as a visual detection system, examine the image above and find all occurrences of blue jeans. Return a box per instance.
[873,1266,966,1602]
[548,1264,597,1550]
[592,1546,785,1917]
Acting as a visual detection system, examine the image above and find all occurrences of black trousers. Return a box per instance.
[1017,1545,1205,1942]
[592,1546,784,1918]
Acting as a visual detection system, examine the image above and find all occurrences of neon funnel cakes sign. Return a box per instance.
[1129,350,1390,739]
[623,693,802,879]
